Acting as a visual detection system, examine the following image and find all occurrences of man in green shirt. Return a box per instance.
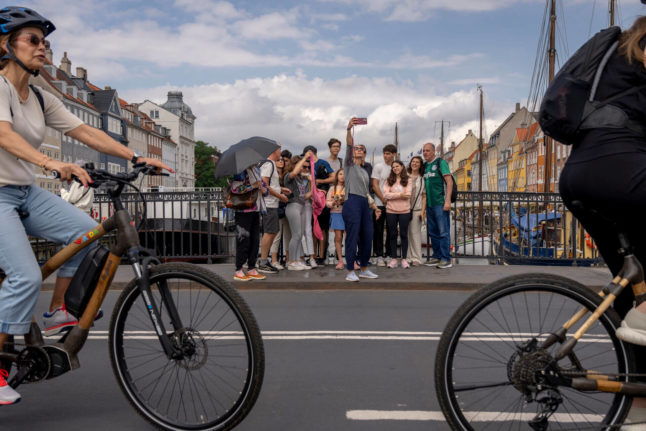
[422,142,453,268]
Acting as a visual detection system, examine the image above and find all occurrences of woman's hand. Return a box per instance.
[305,191,312,199]
[347,117,361,130]
[46,160,92,186]
[281,187,292,195]
[137,157,173,174]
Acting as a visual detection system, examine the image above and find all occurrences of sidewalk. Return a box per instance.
[42,260,612,291]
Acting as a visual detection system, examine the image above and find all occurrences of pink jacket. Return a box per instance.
[382,178,412,214]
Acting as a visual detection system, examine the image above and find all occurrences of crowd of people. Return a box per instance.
[229,117,454,282]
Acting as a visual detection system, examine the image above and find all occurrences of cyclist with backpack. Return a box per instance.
[0,6,170,405]
[553,17,646,426]
[422,142,454,269]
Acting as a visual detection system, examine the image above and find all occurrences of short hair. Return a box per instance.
[328,138,341,148]
[302,145,318,156]
[383,144,397,154]
[281,149,292,159]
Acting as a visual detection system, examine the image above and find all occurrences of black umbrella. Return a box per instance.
[213,136,280,179]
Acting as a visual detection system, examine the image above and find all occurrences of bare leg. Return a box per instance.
[49,277,72,312]
[335,231,343,262]
[260,233,277,261]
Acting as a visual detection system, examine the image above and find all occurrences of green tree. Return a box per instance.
[194,140,227,187]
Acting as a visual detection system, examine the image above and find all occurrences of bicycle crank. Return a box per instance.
[9,346,51,387]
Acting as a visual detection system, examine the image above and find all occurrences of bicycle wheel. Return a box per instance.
[109,263,264,431]
[435,273,634,430]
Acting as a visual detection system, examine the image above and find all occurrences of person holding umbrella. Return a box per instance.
[214,137,279,281]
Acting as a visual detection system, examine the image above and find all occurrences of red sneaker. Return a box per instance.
[0,369,20,405]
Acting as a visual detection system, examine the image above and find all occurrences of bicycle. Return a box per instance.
[434,201,646,430]
[0,163,265,431]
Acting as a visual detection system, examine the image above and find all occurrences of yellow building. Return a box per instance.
[507,138,526,192]
[455,150,476,191]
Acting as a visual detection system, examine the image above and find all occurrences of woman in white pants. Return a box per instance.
[407,156,426,266]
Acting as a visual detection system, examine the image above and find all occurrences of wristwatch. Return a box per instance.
[131,151,142,164]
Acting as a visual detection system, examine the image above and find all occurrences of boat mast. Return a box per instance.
[609,0,616,26]
[478,85,484,192]
[394,122,399,159]
[543,0,556,193]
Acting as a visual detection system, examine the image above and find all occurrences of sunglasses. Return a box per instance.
[355,147,366,152]
[15,33,47,48]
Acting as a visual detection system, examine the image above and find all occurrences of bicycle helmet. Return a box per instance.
[0,6,55,76]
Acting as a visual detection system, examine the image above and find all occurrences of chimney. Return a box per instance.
[76,67,87,82]
[60,51,71,75]
[515,102,520,112]
[468,129,472,135]
[45,46,53,63]
[104,86,112,90]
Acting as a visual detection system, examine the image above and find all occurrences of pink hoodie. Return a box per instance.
[382,177,412,214]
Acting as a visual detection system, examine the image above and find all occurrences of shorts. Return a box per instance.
[318,206,330,231]
[263,208,280,234]
[330,212,345,231]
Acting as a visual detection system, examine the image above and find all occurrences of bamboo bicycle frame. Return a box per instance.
[540,253,646,396]
[0,207,139,371]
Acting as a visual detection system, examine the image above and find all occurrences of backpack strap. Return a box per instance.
[1,76,45,118]
[29,84,45,113]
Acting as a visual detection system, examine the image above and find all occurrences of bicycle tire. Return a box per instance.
[435,273,634,430]
[109,263,264,431]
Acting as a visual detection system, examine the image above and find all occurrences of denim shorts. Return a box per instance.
[0,184,97,334]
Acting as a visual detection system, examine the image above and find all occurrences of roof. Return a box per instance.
[38,63,98,111]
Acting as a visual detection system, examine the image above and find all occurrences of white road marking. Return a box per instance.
[346,410,603,422]
[50,330,610,342]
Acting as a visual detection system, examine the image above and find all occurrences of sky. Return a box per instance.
[18,0,646,160]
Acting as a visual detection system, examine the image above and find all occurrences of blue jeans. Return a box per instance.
[342,194,373,270]
[426,205,451,262]
[0,185,97,334]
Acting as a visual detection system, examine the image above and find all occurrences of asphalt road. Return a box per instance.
[4,289,487,431]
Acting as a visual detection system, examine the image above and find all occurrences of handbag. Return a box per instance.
[409,177,423,217]
[358,167,375,206]
[225,175,259,210]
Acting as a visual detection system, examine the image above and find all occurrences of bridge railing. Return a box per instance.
[30,190,602,266]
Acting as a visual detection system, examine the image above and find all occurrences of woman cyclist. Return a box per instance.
[0,6,170,405]
[559,16,646,427]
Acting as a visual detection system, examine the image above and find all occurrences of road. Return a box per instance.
[7,289,471,431]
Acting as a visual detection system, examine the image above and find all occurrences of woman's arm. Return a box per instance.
[0,122,93,185]
[288,151,312,179]
[67,124,171,172]
[401,180,412,199]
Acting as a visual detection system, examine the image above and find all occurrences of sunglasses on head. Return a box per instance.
[16,33,47,48]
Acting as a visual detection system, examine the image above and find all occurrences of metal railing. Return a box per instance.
[31,190,601,266]
[447,191,601,266]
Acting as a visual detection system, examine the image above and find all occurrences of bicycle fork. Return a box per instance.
[128,250,187,360]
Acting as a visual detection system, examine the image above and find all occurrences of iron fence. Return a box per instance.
[31,190,601,266]
[448,191,601,266]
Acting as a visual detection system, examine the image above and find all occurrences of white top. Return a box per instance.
[0,78,83,187]
[260,159,280,209]
[371,161,391,206]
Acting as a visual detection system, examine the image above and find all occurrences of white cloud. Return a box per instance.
[319,0,538,22]
[447,77,501,86]
[120,73,512,160]
[235,10,306,40]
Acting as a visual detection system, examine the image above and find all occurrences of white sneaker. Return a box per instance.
[0,370,20,405]
[287,262,307,271]
[42,305,78,336]
[272,261,284,270]
[617,308,646,346]
[307,258,317,268]
[359,269,379,279]
[345,271,359,282]
[376,257,386,267]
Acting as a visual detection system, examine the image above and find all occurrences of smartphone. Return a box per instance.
[355,117,368,125]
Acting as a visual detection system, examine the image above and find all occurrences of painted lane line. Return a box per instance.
[47,330,612,342]
[346,410,603,422]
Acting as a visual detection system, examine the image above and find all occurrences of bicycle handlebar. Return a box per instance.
[51,162,169,188]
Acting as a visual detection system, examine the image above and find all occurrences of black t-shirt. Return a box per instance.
[571,46,646,163]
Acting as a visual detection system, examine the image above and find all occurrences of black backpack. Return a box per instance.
[436,159,457,203]
[539,26,646,145]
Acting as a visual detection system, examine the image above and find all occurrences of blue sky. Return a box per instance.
[20,0,646,159]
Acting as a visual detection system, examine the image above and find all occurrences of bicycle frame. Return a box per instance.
[0,186,186,384]
[539,249,646,396]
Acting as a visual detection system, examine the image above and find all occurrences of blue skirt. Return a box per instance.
[330,212,345,231]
